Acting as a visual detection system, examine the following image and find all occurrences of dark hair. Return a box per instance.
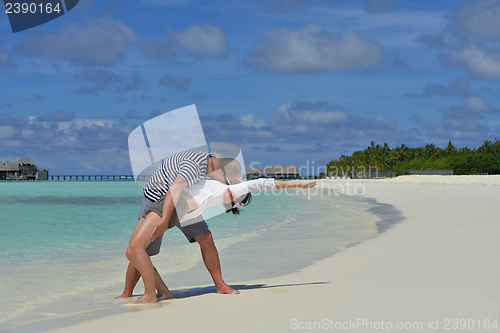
[224,192,252,215]
[220,161,249,215]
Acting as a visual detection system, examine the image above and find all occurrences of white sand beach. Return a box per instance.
[45,176,500,333]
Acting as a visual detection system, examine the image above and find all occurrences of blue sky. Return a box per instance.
[1,0,500,174]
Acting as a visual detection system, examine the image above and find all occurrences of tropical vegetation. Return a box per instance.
[327,139,500,176]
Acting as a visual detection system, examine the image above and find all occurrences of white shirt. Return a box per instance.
[179,178,277,224]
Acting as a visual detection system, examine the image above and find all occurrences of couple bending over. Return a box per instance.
[121,150,316,303]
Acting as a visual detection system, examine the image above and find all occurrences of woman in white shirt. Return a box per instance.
[125,178,317,304]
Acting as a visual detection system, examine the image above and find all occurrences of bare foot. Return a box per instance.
[216,283,240,294]
[131,294,158,304]
[157,292,175,301]
[115,292,133,298]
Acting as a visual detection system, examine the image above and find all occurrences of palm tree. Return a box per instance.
[424,143,437,159]
[388,149,401,169]
[445,141,457,156]
[493,138,500,156]
[478,140,493,154]
[459,146,471,154]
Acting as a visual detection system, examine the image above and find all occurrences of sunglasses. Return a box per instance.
[221,166,232,185]
[221,166,236,209]
[224,173,232,185]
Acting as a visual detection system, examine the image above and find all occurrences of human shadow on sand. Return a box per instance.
[171,281,329,299]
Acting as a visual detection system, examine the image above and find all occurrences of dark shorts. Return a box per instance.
[138,195,211,256]
[177,214,210,243]
[143,195,189,228]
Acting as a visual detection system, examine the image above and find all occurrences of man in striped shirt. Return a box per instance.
[118,150,243,298]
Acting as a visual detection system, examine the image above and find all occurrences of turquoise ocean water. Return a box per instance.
[0,181,382,332]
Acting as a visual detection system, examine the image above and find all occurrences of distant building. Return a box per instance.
[37,168,50,180]
[245,164,302,179]
[0,158,49,180]
[244,165,264,179]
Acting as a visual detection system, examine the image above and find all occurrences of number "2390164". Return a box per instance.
[5,2,62,14]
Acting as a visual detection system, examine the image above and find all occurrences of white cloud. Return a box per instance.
[240,113,266,128]
[16,17,137,66]
[169,23,229,58]
[450,0,500,40]
[463,95,493,113]
[240,129,274,139]
[273,102,349,125]
[413,93,499,140]
[0,126,16,139]
[435,95,499,119]
[442,45,500,80]
[425,1,500,81]
[202,100,404,143]
[244,24,387,74]
[415,115,488,139]
[0,112,132,153]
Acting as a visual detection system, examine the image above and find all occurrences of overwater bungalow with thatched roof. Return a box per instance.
[0,158,49,180]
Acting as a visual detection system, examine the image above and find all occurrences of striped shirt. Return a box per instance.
[143,151,213,202]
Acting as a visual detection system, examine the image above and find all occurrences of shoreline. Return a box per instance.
[11,176,500,332]
[3,187,386,333]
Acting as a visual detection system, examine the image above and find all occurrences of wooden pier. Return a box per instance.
[11,174,323,181]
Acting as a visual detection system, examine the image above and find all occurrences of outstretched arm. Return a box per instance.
[225,179,317,199]
[199,179,318,211]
